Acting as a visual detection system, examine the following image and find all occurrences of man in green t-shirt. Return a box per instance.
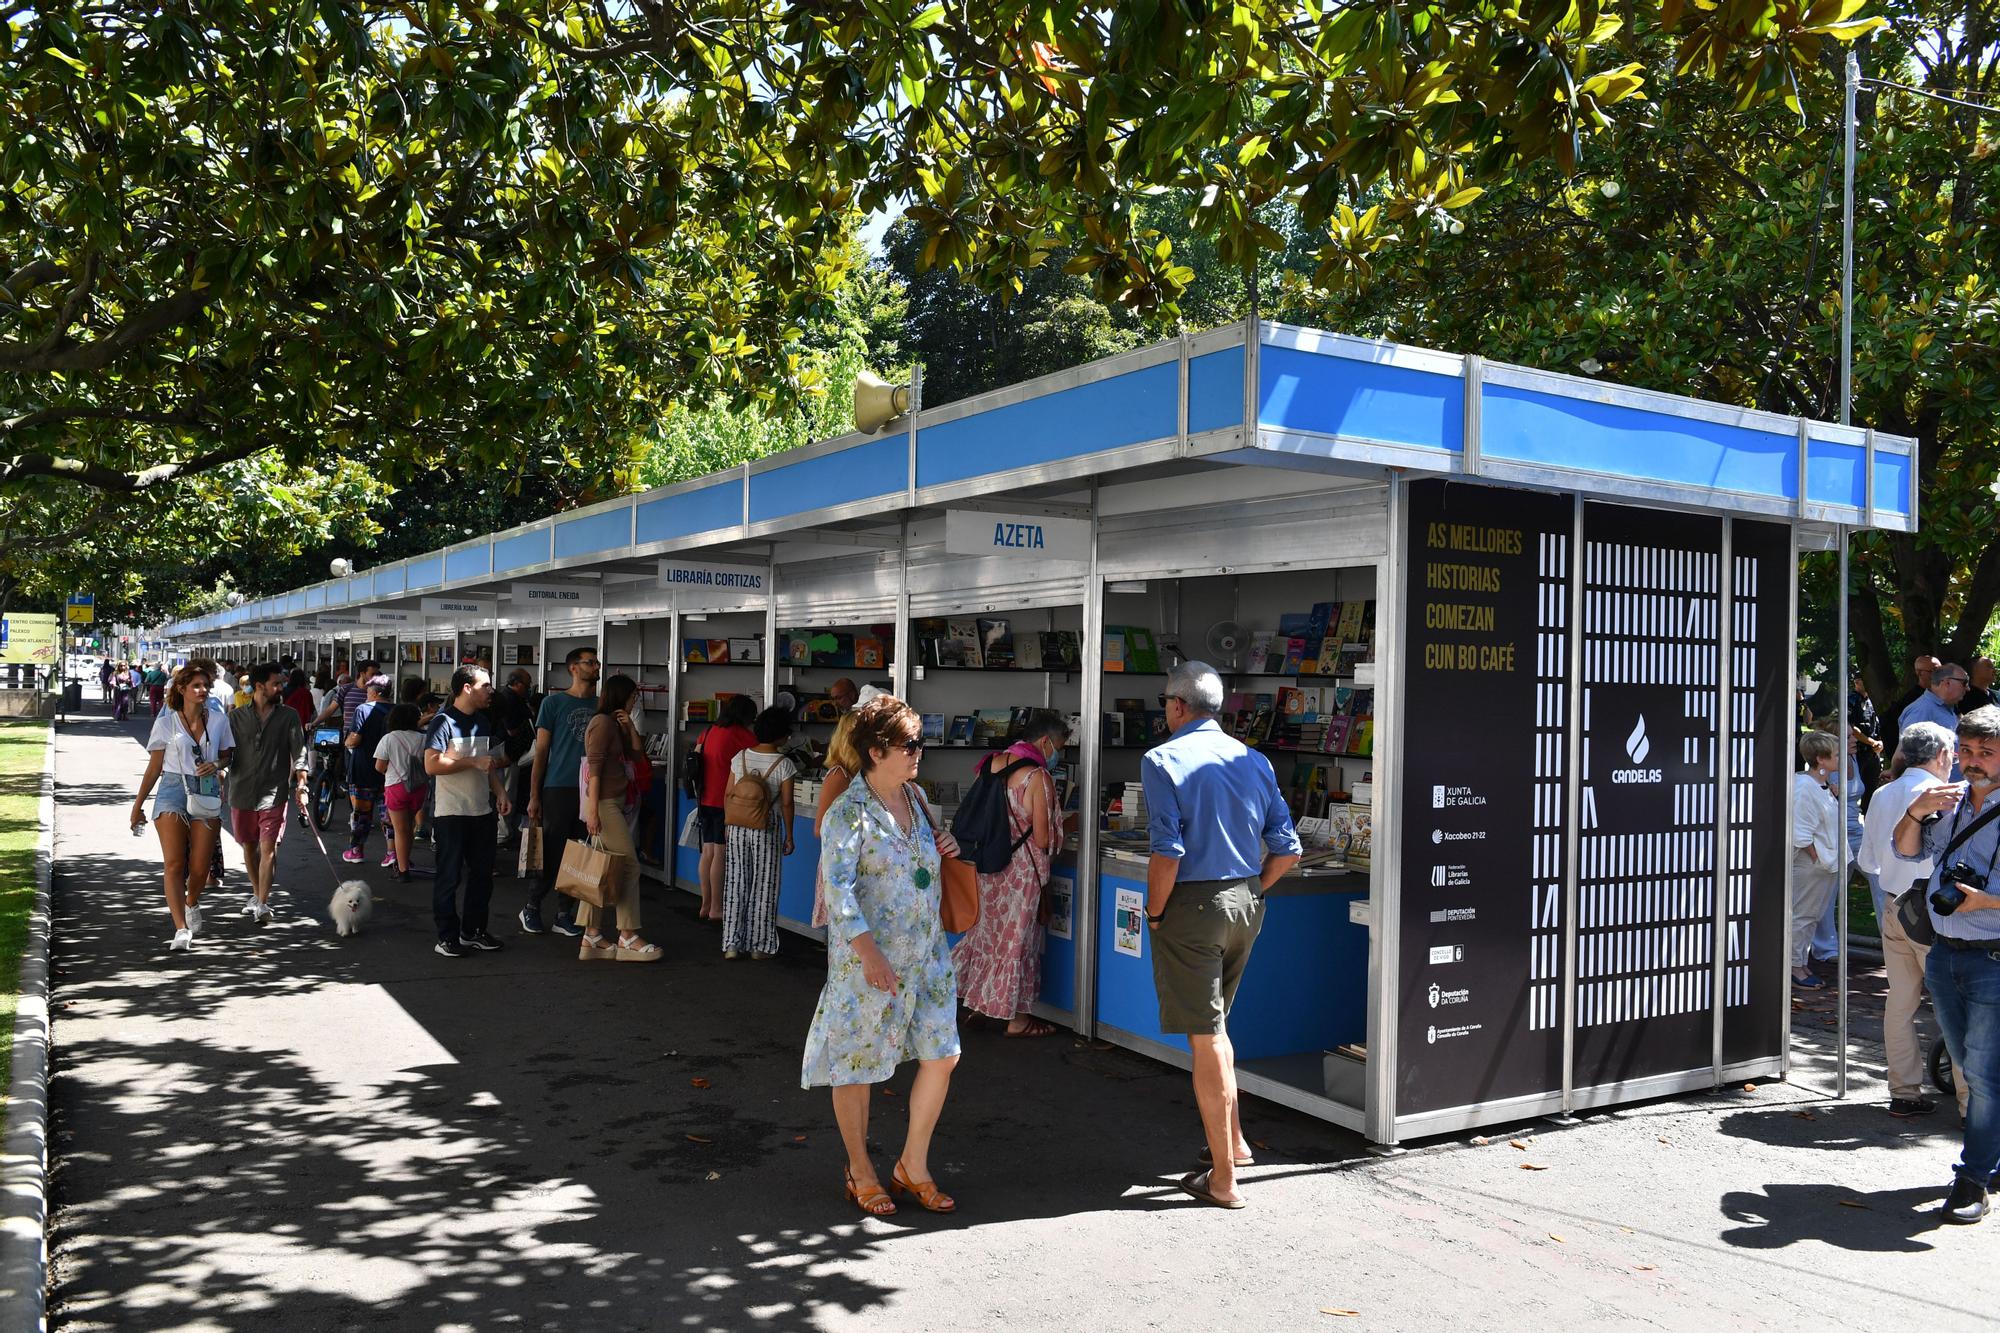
[523,645,599,936]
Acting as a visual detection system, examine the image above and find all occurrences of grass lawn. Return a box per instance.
[0,719,48,1101]
[1847,870,1880,940]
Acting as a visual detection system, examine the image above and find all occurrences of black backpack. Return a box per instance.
[680,727,706,800]
[949,756,1037,874]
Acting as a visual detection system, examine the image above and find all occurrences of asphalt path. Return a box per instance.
[41,708,1997,1331]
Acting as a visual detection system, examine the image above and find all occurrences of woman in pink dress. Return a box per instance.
[952,711,1069,1036]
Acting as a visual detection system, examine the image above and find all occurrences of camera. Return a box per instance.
[1931,861,1987,916]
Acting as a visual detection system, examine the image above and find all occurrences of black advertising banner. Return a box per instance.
[1571,503,1725,1086]
[1398,480,1573,1117]
[1723,518,1791,1066]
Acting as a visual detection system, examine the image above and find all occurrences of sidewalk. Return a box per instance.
[44,715,1998,1331]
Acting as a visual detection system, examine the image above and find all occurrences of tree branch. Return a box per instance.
[0,259,66,310]
[0,433,267,493]
[0,404,210,438]
[0,285,211,374]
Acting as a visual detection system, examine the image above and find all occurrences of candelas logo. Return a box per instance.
[1613,713,1662,784]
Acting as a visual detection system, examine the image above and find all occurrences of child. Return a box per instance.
[373,702,428,881]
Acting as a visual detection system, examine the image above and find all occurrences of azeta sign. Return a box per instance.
[943,509,1089,564]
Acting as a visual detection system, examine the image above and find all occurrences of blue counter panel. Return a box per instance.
[445,545,490,583]
[1483,383,1797,499]
[674,841,701,889]
[307,586,326,609]
[916,360,1179,489]
[1259,344,1462,453]
[636,480,742,545]
[493,528,551,573]
[1188,347,1246,434]
[1805,438,1865,509]
[554,507,631,560]
[751,437,908,523]
[373,567,405,598]
[1875,451,1912,516]
[1097,870,1368,1061]
[780,814,822,924]
[406,555,443,590]
[1037,860,1078,1014]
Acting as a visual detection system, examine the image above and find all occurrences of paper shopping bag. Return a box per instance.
[554,836,622,909]
[516,825,544,878]
[678,807,701,849]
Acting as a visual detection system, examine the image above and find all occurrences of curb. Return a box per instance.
[0,722,54,1330]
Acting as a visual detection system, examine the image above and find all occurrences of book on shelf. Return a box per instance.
[1277,611,1312,637]
[702,639,728,665]
[1243,704,1275,746]
[855,638,886,670]
[1315,636,1342,676]
[947,715,975,745]
[1044,630,1081,669]
[1015,633,1044,671]
[1282,636,1308,675]
[1102,712,1125,747]
[1308,601,1336,641]
[728,637,762,664]
[1126,626,1160,674]
[1297,686,1321,721]
[1321,715,1353,755]
[921,712,946,742]
[977,618,1014,669]
[972,708,1013,745]
[940,620,983,668]
[1102,626,1127,673]
[1144,709,1170,743]
[682,639,709,665]
[1334,600,1366,645]
[782,631,812,666]
[684,698,713,723]
[1244,630,1275,675]
[1278,686,1304,717]
[1349,717,1375,756]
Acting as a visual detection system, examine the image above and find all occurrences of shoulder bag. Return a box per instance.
[1894,799,2000,946]
[175,713,225,820]
[911,785,980,934]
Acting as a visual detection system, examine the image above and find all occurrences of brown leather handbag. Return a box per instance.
[912,786,980,933]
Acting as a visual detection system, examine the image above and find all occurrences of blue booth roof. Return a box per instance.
[170,319,1917,637]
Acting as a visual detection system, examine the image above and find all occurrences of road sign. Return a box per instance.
[65,593,95,625]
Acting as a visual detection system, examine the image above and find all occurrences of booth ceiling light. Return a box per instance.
[1107,580,1149,593]
[853,370,912,433]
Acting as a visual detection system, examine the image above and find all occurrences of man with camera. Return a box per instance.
[1894,705,2000,1223]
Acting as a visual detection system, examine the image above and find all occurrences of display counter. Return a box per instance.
[1092,846,1367,1092]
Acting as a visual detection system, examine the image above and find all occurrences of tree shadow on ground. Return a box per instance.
[47,723,1372,1332]
[1718,1180,1955,1256]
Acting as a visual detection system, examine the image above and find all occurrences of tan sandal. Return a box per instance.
[891,1161,956,1213]
[845,1169,895,1217]
[616,934,663,963]
[578,934,617,961]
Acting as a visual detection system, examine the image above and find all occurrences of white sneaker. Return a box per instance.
[256,900,275,922]
[170,928,192,951]
[244,899,261,918]
[184,905,203,937]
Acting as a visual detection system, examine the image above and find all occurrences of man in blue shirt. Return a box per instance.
[523,646,599,936]
[1902,663,1970,777]
[1895,704,2000,1222]
[1140,661,1301,1210]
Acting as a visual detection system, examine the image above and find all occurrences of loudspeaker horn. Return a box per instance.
[853,370,911,433]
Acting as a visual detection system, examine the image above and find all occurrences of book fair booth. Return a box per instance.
[178,320,1919,1144]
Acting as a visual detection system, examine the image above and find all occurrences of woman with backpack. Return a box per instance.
[373,703,429,882]
[722,706,800,959]
[579,674,661,962]
[951,710,1070,1037]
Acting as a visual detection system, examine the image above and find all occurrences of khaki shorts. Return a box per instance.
[1150,878,1266,1035]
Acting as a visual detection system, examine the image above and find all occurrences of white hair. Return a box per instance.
[1166,661,1225,715]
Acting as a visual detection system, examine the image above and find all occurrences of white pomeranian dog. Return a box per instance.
[329,880,374,937]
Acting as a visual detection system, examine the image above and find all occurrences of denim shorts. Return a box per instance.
[153,772,223,826]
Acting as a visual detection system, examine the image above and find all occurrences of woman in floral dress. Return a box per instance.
[802,695,965,1217]
[952,711,1069,1036]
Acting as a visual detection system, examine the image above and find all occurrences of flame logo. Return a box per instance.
[1625,715,1650,765]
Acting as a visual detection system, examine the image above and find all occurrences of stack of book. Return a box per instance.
[1115,781,1149,833]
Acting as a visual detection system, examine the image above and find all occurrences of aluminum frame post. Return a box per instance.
[1841,51,1858,426]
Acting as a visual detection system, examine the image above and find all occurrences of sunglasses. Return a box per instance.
[893,739,924,756]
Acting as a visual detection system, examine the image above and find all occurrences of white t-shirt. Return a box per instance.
[374,730,427,790]
[147,708,237,777]
[1857,767,1943,882]
[1792,771,1841,866]
[731,748,799,797]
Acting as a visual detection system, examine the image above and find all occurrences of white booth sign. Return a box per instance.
[254,621,288,634]
[510,582,603,609]
[657,559,769,594]
[944,509,1089,564]
[360,608,421,624]
[421,596,497,617]
[315,613,363,627]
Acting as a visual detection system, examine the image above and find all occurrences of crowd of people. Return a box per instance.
[117,639,2000,1219]
[1798,653,2000,1224]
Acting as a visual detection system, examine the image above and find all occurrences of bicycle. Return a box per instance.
[308,727,348,831]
